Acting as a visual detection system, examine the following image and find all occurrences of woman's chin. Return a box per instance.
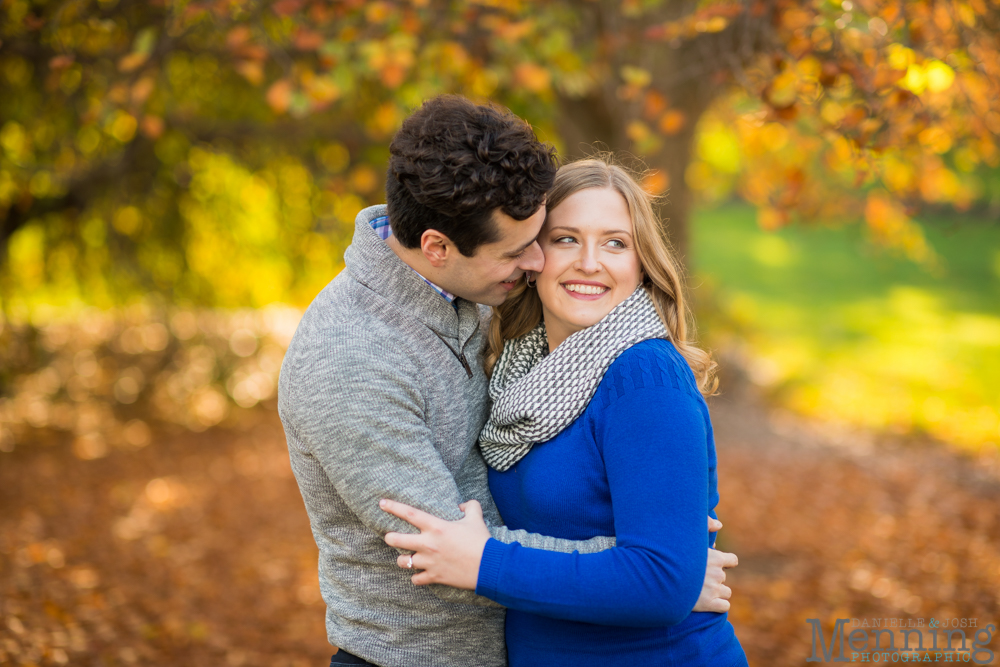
[566,310,608,331]
[544,302,620,332]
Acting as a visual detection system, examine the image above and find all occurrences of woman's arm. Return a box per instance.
[382,502,735,612]
[385,382,717,627]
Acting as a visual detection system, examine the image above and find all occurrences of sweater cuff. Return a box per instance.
[475,538,508,600]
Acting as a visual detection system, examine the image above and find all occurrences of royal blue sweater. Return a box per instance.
[476,340,748,667]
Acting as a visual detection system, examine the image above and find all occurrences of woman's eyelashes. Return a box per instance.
[551,235,628,249]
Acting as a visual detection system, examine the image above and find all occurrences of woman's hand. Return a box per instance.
[380,498,491,591]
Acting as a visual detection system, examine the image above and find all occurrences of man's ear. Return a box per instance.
[420,229,453,267]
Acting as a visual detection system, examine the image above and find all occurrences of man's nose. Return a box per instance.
[518,241,544,273]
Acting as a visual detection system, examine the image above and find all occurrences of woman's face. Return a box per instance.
[536,187,644,349]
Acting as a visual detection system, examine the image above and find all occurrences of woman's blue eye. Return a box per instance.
[555,236,575,244]
[607,239,626,249]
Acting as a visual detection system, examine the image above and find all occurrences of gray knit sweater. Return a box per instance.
[277,205,614,667]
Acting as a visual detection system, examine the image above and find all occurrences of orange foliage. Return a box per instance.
[265,80,293,115]
[514,62,552,94]
[2,0,1000,306]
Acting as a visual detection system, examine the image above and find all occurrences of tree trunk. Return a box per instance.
[552,0,775,271]
[556,83,714,271]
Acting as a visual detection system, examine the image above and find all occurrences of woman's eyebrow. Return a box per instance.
[549,225,632,236]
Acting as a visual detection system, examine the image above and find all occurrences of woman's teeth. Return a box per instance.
[564,283,608,295]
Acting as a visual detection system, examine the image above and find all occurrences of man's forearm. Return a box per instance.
[489,525,616,553]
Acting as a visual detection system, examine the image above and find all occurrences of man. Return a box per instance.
[278,95,734,667]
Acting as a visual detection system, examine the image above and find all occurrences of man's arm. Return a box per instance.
[282,338,611,605]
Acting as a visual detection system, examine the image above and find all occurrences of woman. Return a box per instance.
[380,158,748,666]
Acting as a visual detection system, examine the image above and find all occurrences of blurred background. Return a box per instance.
[1,0,999,665]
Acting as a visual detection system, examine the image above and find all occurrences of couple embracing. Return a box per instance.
[278,95,749,667]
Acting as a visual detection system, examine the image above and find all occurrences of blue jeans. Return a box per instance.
[329,650,380,667]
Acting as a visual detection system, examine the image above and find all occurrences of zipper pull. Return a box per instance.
[458,353,474,379]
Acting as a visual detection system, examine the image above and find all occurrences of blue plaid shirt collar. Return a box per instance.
[371,216,457,304]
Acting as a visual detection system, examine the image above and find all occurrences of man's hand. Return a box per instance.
[693,518,738,613]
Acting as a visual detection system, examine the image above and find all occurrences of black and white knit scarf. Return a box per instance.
[479,286,669,472]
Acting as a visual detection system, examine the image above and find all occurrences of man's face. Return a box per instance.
[438,207,546,306]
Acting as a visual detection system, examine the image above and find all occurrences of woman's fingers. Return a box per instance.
[384,531,426,551]
[379,498,439,530]
[708,517,723,532]
[410,571,433,586]
[380,499,489,591]
[396,553,424,572]
[458,499,483,520]
[394,554,433,585]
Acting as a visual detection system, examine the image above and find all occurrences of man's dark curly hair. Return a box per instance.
[386,95,557,257]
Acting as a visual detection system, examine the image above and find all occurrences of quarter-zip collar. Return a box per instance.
[346,205,483,350]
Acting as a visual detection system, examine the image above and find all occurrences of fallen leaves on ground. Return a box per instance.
[712,391,1000,665]
[2,319,999,666]
[0,414,330,667]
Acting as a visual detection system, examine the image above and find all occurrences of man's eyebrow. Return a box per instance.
[505,237,537,256]
[549,225,633,236]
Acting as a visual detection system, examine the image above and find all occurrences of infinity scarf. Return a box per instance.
[479,286,669,472]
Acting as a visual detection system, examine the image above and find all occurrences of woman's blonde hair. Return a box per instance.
[484,157,718,396]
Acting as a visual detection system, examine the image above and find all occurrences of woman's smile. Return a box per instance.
[561,280,610,298]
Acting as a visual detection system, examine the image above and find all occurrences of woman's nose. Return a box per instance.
[574,246,601,273]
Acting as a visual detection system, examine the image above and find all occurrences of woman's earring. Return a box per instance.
[525,272,537,288]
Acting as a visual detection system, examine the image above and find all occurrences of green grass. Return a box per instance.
[691,202,1000,450]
